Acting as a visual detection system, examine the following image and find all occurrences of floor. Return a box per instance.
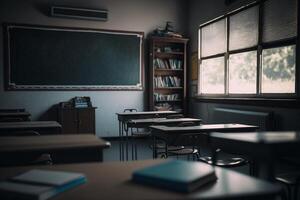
[102,138,250,175]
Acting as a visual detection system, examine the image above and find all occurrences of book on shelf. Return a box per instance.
[154,58,182,70]
[0,169,86,200]
[154,93,180,101]
[132,160,217,193]
[154,76,181,88]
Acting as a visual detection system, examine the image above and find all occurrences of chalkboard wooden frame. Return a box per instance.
[4,23,144,91]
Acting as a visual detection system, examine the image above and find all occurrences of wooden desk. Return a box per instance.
[116,111,180,161]
[150,124,258,158]
[0,121,62,135]
[127,118,202,128]
[127,118,202,160]
[0,134,110,164]
[0,159,281,200]
[210,131,300,180]
[0,111,31,121]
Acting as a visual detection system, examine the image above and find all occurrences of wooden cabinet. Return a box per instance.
[57,107,96,134]
[149,36,188,114]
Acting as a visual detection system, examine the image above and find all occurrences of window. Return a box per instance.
[262,45,296,93]
[201,19,226,57]
[229,51,257,94]
[200,57,225,94]
[198,0,297,97]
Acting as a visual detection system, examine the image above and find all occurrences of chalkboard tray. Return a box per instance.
[4,23,144,90]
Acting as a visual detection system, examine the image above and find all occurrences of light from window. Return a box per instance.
[229,51,257,94]
[200,57,225,94]
[201,19,226,57]
[262,45,296,93]
[229,6,259,50]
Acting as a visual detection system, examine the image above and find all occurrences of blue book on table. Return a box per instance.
[132,160,217,193]
[0,169,86,200]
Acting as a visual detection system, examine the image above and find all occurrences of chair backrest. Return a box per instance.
[166,114,184,119]
[178,121,197,127]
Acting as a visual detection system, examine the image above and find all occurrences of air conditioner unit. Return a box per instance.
[51,6,108,21]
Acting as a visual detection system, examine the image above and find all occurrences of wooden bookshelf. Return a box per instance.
[149,36,188,113]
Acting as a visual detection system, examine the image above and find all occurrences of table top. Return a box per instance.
[210,131,300,158]
[128,118,202,127]
[116,111,179,116]
[0,134,110,154]
[0,159,281,200]
[210,131,300,144]
[150,123,259,134]
[0,121,62,130]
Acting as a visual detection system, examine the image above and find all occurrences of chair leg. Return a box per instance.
[135,143,138,160]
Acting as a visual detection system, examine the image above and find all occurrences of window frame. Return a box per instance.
[197,0,299,100]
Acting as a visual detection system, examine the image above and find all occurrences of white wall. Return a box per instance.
[0,0,188,137]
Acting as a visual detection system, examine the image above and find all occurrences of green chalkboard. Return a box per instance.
[5,24,144,90]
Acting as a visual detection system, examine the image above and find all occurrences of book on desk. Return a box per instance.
[0,169,86,200]
[132,160,217,193]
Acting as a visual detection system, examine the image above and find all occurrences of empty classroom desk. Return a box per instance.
[0,121,62,135]
[127,117,202,160]
[210,131,300,181]
[150,124,258,158]
[0,134,110,164]
[0,111,31,122]
[116,111,180,161]
[0,159,281,200]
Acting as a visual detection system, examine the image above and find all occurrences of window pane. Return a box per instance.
[229,51,257,94]
[262,0,297,43]
[229,6,259,50]
[201,19,226,57]
[200,57,225,94]
[262,45,296,93]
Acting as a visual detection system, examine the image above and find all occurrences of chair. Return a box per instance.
[160,121,200,160]
[123,108,152,160]
[198,149,248,168]
[0,130,52,166]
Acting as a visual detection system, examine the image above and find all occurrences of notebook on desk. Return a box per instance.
[0,169,86,200]
[132,160,217,193]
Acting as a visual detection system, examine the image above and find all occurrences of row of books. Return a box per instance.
[154,76,181,88]
[154,58,182,70]
[154,93,180,101]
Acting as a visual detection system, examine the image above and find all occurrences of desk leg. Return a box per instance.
[119,121,122,161]
[153,135,157,159]
[211,147,218,166]
[124,123,129,161]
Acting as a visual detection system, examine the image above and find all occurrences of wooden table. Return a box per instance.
[150,124,259,158]
[0,111,31,121]
[210,131,300,180]
[0,159,281,200]
[0,134,110,165]
[127,118,202,128]
[116,111,180,161]
[0,121,62,135]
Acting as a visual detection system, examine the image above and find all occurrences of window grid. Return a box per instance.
[198,0,297,97]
